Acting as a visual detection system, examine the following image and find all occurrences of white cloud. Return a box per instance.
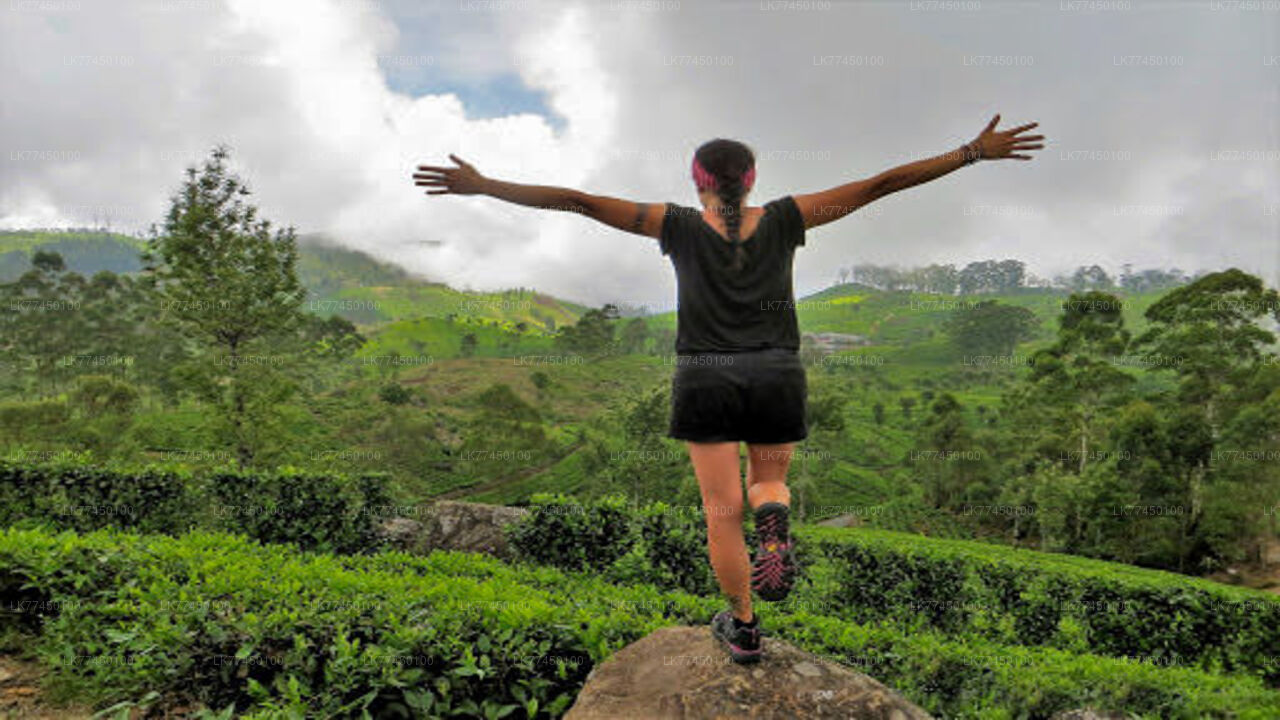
[1,0,1276,308]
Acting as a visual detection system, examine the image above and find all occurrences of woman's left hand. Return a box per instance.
[413,154,488,195]
[972,114,1045,161]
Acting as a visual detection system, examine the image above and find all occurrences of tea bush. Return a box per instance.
[2,526,1279,718]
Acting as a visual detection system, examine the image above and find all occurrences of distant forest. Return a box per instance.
[836,260,1195,295]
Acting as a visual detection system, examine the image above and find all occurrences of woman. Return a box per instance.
[412,113,1044,664]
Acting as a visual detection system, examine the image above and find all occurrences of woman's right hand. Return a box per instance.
[413,154,489,195]
[972,114,1045,160]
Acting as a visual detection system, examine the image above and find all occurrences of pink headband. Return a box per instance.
[692,156,755,192]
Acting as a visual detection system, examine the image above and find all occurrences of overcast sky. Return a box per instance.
[2,0,1277,310]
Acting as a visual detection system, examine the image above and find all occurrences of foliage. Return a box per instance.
[206,467,391,555]
[504,493,636,572]
[552,304,620,356]
[0,460,389,555]
[142,146,307,467]
[809,522,1280,683]
[3,523,1279,718]
[943,300,1039,357]
[0,459,194,535]
[378,382,412,405]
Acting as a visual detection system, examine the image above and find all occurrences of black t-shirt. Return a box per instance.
[659,195,806,354]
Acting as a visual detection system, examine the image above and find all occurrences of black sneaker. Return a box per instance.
[711,610,761,664]
[750,502,796,601]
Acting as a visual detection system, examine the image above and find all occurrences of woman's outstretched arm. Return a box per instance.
[413,154,665,238]
[792,114,1044,232]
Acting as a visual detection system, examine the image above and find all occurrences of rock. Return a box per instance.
[1049,709,1130,720]
[376,500,529,559]
[816,514,863,529]
[376,517,424,550]
[1265,537,1280,565]
[564,626,934,720]
[792,660,823,678]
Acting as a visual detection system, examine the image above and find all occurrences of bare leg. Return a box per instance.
[687,441,753,623]
[746,442,794,510]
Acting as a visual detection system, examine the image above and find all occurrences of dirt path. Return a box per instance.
[0,654,211,719]
[0,654,92,719]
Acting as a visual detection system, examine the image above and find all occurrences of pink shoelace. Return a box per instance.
[751,511,792,591]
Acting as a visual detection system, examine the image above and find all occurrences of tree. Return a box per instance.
[1215,384,1280,567]
[899,395,916,420]
[1,251,80,396]
[67,374,141,457]
[1069,265,1113,291]
[943,300,1038,357]
[554,304,620,356]
[1135,269,1279,438]
[142,146,305,467]
[957,259,1025,294]
[650,327,676,356]
[460,333,478,357]
[295,313,365,392]
[920,263,958,294]
[1019,291,1135,474]
[616,384,674,503]
[619,317,650,354]
[0,252,191,405]
[1132,269,1280,571]
[911,393,986,509]
[794,379,847,519]
[1119,267,1189,293]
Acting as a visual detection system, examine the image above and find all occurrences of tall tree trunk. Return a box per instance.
[1079,415,1088,475]
[228,339,252,469]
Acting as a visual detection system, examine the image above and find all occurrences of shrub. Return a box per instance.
[512,495,819,600]
[378,383,412,405]
[0,460,391,555]
[606,502,716,595]
[0,459,192,535]
[3,526,1279,719]
[505,493,635,572]
[0,528,633,717]
[207,468,391,555]
[70,375,139,417]
[0,399,70,443]
[810,524,1280,683]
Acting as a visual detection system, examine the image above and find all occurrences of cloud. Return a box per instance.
[1,0,1276,309]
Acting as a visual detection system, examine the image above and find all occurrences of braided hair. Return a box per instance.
[693,139,756,273]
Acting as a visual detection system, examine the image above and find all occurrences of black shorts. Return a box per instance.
[668,347,808,444]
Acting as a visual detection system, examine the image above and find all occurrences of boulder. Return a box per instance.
[816,513,863,529]
[375,500,529,559]
[564,626,934,719]
[376,516,424,550]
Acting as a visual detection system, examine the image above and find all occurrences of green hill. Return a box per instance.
[0,229,146,281]
[294,234,589,328]
[4,229,1184,344]
[295,232,421,297]
[0,229,591,329]
[794,282,1172,341]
